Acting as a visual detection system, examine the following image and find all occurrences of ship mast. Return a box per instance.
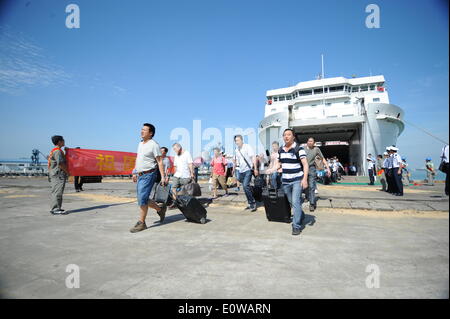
[322,54,325,110]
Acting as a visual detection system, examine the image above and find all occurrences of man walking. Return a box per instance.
[130,123,167,233]
[210,147,229,199]
[278,129,308,236]
[48,135,69,215]
[160,146,172,185]
[304,137,330,212]
[171,143,195,199]
[265,141,282,189]
[234,135,258,212]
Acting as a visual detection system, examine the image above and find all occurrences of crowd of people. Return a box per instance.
[47,123,450,236]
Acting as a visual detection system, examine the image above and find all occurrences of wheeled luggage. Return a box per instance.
[175,195,207,224]
[262,187,291,223]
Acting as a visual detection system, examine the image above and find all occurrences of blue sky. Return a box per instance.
[0,0,448,169]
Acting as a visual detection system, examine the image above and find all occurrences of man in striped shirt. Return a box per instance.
[278,129,309,236]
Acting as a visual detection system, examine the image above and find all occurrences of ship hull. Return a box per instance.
[258,103,405,176]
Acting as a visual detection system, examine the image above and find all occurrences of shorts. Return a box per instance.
[137,171,157,206]
[212,173,227,190]
[172,176,191,190]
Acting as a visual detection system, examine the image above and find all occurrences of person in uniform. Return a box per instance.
[390,146,404,196]
[385,146,394,194]
[425,158,435,186]
[48,135,70,215]
[367,156,375,185]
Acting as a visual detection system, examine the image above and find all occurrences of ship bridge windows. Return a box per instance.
[369,84,376,90]
[329,85,344,92]
[279,96,285,101]
[299,90,312,96]
[313,88,324,95]
[360,85,368,92]
[273,97,278,102]
[286,95,292,100]
[351,86,359,92]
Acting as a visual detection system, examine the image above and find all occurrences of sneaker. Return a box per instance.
[200,217,206,224]
[51,209,66,215]
[244,206,251,210]
[251,205,257,212]
[157,204,167,223]
[292,228,301,236]
[235,187,240,192]
[130,221,147,233]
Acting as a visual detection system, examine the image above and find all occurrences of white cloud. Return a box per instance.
[0,27,72,95]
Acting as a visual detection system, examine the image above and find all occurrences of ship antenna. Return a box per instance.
[321,54,325,107]
[321,54,324,79]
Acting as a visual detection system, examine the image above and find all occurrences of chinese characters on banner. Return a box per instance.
[65,148,175,176]
[66,148,137,176]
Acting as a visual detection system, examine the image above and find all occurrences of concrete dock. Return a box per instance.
[0,177,448,298]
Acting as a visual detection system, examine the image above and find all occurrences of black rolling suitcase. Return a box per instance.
[262,187,291,223]
[175,195,207,224]
[251,175,265,202]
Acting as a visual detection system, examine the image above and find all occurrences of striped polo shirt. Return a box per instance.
[279,142,307,183]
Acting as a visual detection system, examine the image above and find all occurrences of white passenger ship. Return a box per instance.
[258,75,405,175]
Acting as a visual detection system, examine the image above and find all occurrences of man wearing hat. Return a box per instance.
[385,146,394,194]
[367,155,375,185]
[390,146,404,196]
[425,158,435,186]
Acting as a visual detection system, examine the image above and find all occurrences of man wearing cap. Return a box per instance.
[385,147,394,194]
[391,146,404,196]
[367,155,375,185]
[425,158,435,186]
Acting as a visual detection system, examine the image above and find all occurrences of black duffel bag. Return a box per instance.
[180,182,202,197]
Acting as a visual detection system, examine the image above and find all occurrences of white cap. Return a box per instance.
[383,152,388,156]
[391,146,399,151]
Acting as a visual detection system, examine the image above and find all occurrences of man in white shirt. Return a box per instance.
[390,146,403,196]
[130,123,167,233]
[172,143,194,198]
[233,135,258,212]
[367,155,375,185]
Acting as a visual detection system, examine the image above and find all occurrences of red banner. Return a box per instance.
[66,148,175,176]
[66,148,137,176]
